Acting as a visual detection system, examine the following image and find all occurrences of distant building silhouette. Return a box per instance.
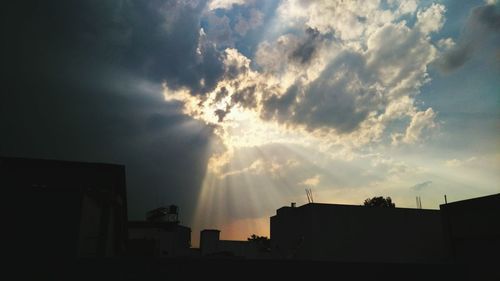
[128,205,193,257]
[200,229,268,258]
[146,205,180,223]
[2,157,128,258]
[271,202,445,262]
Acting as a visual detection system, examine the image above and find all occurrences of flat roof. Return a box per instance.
[440,193,500,208]
[201,229,221,232]
[273,202,440,217]
[0,156,125,169]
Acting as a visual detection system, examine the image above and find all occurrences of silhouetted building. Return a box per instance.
[128,205,191,257]
[271,202,445,263]
[146,205,180,223]
[2,157,128,258]
[200,229,221,256]
[128,221,191,257]
[200,229,251,257]
[200,229,264,258]
[440,193,500,280]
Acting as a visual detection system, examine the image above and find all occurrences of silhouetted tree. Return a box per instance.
[247,234,271,252]
[363,196,396,208]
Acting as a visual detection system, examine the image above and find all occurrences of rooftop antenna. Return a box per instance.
[306,188,314,203]
[444,195,448,204]
[416,196,422,209]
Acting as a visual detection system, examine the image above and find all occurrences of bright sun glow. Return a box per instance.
[163,79,380,242]
[163,79,327,241]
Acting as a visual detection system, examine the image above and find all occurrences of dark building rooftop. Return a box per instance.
[276,202,441,214]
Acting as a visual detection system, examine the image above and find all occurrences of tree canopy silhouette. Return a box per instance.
[363,196,396,208]
[247,234,271,252]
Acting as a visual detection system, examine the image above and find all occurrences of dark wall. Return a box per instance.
[271,204,446,263]
[2,157,128,258]
[440,194,500,280]
[440,194,500,262]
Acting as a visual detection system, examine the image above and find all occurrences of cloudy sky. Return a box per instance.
[3,0,499,242]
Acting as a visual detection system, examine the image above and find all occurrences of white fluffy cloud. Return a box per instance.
[392,108,438,145]
[416,3,446,34]
[254,1,443,144]
[165,0,447,163]
[208,0,247,10]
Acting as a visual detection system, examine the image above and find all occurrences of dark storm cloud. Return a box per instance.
[214,103,232,122]
[438,4,500,73]
[117,0,224,93]
[214,86,230,103]
[231,85,257,109]
[290,27,322,64]
[203,12,234,48]
[294,53,373,133]
[475,4,500,30]
[438,42,474,72]
[262,82,301,123]
[2,0,223,221]
[262,51,376,133]
[9,0,225,93]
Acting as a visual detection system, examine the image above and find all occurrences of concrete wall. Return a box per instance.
[271,203,446,263]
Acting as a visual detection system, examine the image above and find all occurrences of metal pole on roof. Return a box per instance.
[416,196,422,209]
[305,188,314,203]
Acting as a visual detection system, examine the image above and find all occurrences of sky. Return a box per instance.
[3,0,499,243]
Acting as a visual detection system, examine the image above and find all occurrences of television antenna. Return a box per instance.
[306,188,314,203]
